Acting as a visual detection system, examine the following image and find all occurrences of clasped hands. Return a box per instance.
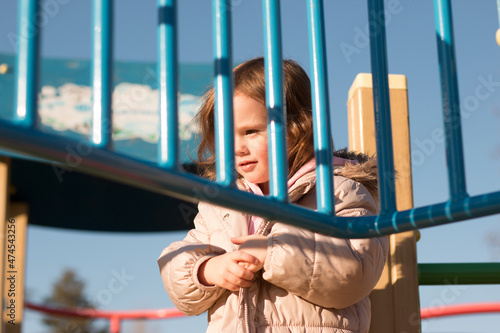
[198,235,268,291]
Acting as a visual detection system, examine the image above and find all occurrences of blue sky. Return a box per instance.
[1,0,500,332]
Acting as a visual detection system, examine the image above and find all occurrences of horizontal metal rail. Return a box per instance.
[418,263,500,285]
[25,300,500,331]
[1,120,499,239]
[421,302,500,319]
[25,301,185,333]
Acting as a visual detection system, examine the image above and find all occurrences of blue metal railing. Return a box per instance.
[91,0,113,149]
[2,0,500,238]
[306,0,334,215]
[158,0,179,170]
[213,0,236,187]
[263,0,288,202]
[434,0,468,202]
[14,0,39,127]
[368,0,397,217]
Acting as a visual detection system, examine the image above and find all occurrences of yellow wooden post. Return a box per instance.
[0,157,10,333]
[347,73,421,333]
[0,157,28,333]
[4,202,28,333]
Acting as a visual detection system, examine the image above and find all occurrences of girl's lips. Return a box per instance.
[240,161,257,172]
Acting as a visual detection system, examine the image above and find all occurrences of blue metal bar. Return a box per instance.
[14,0,40,127]
[1,119,500,239]
[497,0,500,27]
[158,0,179,169]
[91,0,113,149]
[306,0,334,215]
[213,0,235,186]
[367,0,397,214]
[263,0,288,201]
[434,0,468,201]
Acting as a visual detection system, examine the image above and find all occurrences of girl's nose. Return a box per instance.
[235,137,249,156]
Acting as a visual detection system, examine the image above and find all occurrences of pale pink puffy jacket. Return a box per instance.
[158,160,389,333]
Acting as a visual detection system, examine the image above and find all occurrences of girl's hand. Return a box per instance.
[231,235,268,271]
[198,251,260,291]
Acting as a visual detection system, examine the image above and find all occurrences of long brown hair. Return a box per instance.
[195,57,320,180]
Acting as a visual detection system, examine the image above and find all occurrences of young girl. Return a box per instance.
[158,57,389,333]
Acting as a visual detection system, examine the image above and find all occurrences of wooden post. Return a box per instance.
[0,157,28,333]
[0,157,10,333]
[4,202,28,333]
[347,73,421,333]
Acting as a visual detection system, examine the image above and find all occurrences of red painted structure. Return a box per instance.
[25,302,185,333]
[25,301,500,332]
[420,302,500,319]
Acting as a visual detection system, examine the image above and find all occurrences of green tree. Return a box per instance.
[42,269,107,333]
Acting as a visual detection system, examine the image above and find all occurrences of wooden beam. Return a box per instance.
[3,202,28,333]
[0,156,28,332]
[347,73,421,333]
[0,157,10,333]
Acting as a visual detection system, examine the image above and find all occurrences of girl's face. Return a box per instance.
[233,94,269,194]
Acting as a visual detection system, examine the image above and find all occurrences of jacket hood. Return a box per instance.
[236,148,379,205]
[333,148,379,204]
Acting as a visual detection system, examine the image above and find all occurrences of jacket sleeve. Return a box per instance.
[261,177,389,309]
[157,211,228,315]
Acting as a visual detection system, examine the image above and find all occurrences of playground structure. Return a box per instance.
[0,0,500,332]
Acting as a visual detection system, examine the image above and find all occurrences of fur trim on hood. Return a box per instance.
[333,148,379,205]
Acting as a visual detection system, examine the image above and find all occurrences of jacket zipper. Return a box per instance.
[257,220,271,236]
[244,291,249,333]
[244,220,271,333]
[241,214,251,333]
[238,178,316,332]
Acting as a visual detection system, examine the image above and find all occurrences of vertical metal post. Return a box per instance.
[158,0,179,169]
[109,316,120,333]
[367,0,397,215]
[213,0,235,186]
[497,0,500,27]
[306,0,334,214]
[14,0,40,127]
[433,0,468,201]
[263,0,288,201]
[91,0,113,149]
